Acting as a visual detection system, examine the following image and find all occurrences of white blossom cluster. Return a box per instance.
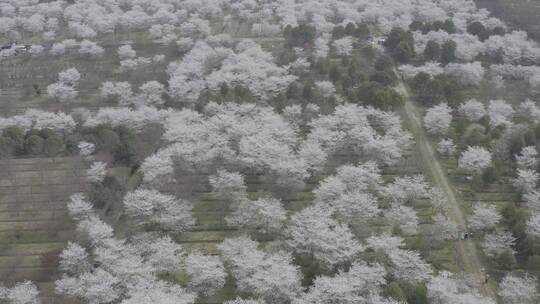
[139,103,411,189]
[58,193,199,303]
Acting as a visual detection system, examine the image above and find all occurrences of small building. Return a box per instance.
[13,44,27,54]
[376,36,387,45]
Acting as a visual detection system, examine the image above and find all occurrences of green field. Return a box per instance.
[0,157,87,303]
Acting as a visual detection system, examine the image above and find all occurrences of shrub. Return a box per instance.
[467,21,486,36]
[407,284,428,304]
[294,254,322,287]
[64,134,81,154]
[374,55,394,71]
[497,249,517,270]
[370,69,397,86]
[424,40,441,61]
[114,142,136,165]
[2,126,24,141]
[441,40,457,64]
[2,126,25,154]
[0,136,16,156]
[393,40,415,63]
[88,175,123,209]
[39,128,56,139]
[43,135,64,156]
[518,234,539,257]
[385,27,415,63]
[384,282,407,301]
[96,129,120,153]
[283,24,316,47]
[526,255,540,270]
[24,135,44,155]
[482,166,499,185]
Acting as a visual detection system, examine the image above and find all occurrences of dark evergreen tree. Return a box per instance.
[424,40,441,61]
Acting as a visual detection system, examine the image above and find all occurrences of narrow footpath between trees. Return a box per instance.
[396,80,497,298]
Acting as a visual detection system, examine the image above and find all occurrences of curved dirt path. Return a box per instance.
[396,81,496,298]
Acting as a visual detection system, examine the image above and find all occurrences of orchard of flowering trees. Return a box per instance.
[136,102,412,190]
[166,40,297,103]
[2,0,540,303]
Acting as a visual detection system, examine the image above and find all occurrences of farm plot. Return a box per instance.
[0,157,86,303]
[0,21,265,117]
[0,33,173,116]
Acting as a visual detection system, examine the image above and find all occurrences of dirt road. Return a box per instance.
[396,81,496,298]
